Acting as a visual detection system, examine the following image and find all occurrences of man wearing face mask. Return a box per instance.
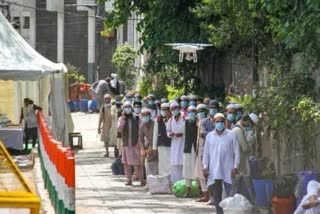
[110,96,122,157]
[231,113,258,175]
[234,104,244,122]
[133,101,142,119]
[147,94,157,119]
[167,101,185,183]
[134,93,142,103]
[152,103,172,176]
[98,94,113,157]
[117,101,144,186]
[183,106,198,197]
[195,104,211,203]
[226,103,237,129]
[203,113,240,214]
[139,108,158,179]
[179,95,189,119]
[188,95,198,107]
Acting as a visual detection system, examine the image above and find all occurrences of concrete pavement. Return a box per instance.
[73,112,214,214]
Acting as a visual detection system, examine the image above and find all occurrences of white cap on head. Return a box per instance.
[234,103,242,109]
[141,108,151,114]
[104,94,111,99]
[188,106,197,111]
[196,104,208,111]
[180,95,188,100]
[249,113,259,125]
[170,101,179,108]
[161,103,170,108]
[123,101,132,107]
[226,103,237,110]
[213,113,225,120]
[111,73,117,78]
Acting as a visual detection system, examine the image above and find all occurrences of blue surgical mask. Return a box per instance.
[180,101,188,108]
[209,108,218,116]
[148,100,155,105]
[236,111,242,120]
[227,113,236,122]
[171,109,180,116]
[188,112,196,120]
[124,107,132,114]
[189,101,197,106]
[161,110,167,117]
[197,112,206,119]
[142,116,150,123]
[215,122,225,131]
[244,126,253,132]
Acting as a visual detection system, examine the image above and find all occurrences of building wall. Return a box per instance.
[36,0,116,81]
[4,0,36,47]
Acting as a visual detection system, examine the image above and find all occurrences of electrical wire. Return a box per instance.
[2,0,142,21]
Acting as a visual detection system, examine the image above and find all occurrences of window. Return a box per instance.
[12,17,20,29]
[23,17,30,29]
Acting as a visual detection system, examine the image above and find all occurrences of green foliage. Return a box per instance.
[166,85,184,101]
[112,44,138,89]
[227,95,254,112]
[137,76,153,98]
[66,63,86,84]
[104,0,209,93]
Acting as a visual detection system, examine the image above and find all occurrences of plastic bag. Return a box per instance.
[111,156,124,175]
[219,194,252,213]
[147,174,171,194]
[172,179,200,198]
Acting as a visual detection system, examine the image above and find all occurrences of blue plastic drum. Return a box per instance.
[80,99,88,112]
[88,99,97,112]
[253,179,273,207]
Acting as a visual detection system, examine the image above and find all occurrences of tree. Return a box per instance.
[112,44,138,89]
[102,0,210,94]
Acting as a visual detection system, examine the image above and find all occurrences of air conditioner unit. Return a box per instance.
[105,0,114,12]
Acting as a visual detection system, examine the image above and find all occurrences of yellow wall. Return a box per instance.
[0,81,16,123]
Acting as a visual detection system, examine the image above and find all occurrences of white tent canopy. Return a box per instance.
[0,12,66,80]
[0,12,72,145]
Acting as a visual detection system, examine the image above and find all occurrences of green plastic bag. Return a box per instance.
[172,179,200,198]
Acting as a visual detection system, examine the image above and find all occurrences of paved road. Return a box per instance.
[73,112,214,214]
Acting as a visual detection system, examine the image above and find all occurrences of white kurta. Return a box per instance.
[152,119,171,176]
[203,129,240,186]
[166,115,185,166]
[294,180,320,214]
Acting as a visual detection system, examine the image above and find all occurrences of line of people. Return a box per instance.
[98,92,259,214]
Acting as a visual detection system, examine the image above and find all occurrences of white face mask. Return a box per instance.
[134,107,141,114]
[124,107,132,114]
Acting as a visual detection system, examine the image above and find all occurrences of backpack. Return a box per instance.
[111,156,124,175]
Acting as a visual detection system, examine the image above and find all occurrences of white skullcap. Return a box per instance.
[234,103,242,109]
[170,101,179,108]
[104,94,111,99]
[123,101,132,107]
[213,113,225,120]
[249,113,259,125]
[141,107,151,114]
[180,95,188,100]
[196,104,208,110]
[161,103,170,108]
[226,104,237,110]
[188,106,197,111]
[111,73,117,78]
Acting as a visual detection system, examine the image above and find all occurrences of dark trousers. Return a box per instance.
[212,179,232,214]
[24,127,38,148]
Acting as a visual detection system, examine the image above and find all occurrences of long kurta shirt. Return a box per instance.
[139,121,154,150]
[166,114,185,165]
[232,122,250,174]
[203,129,240,186]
